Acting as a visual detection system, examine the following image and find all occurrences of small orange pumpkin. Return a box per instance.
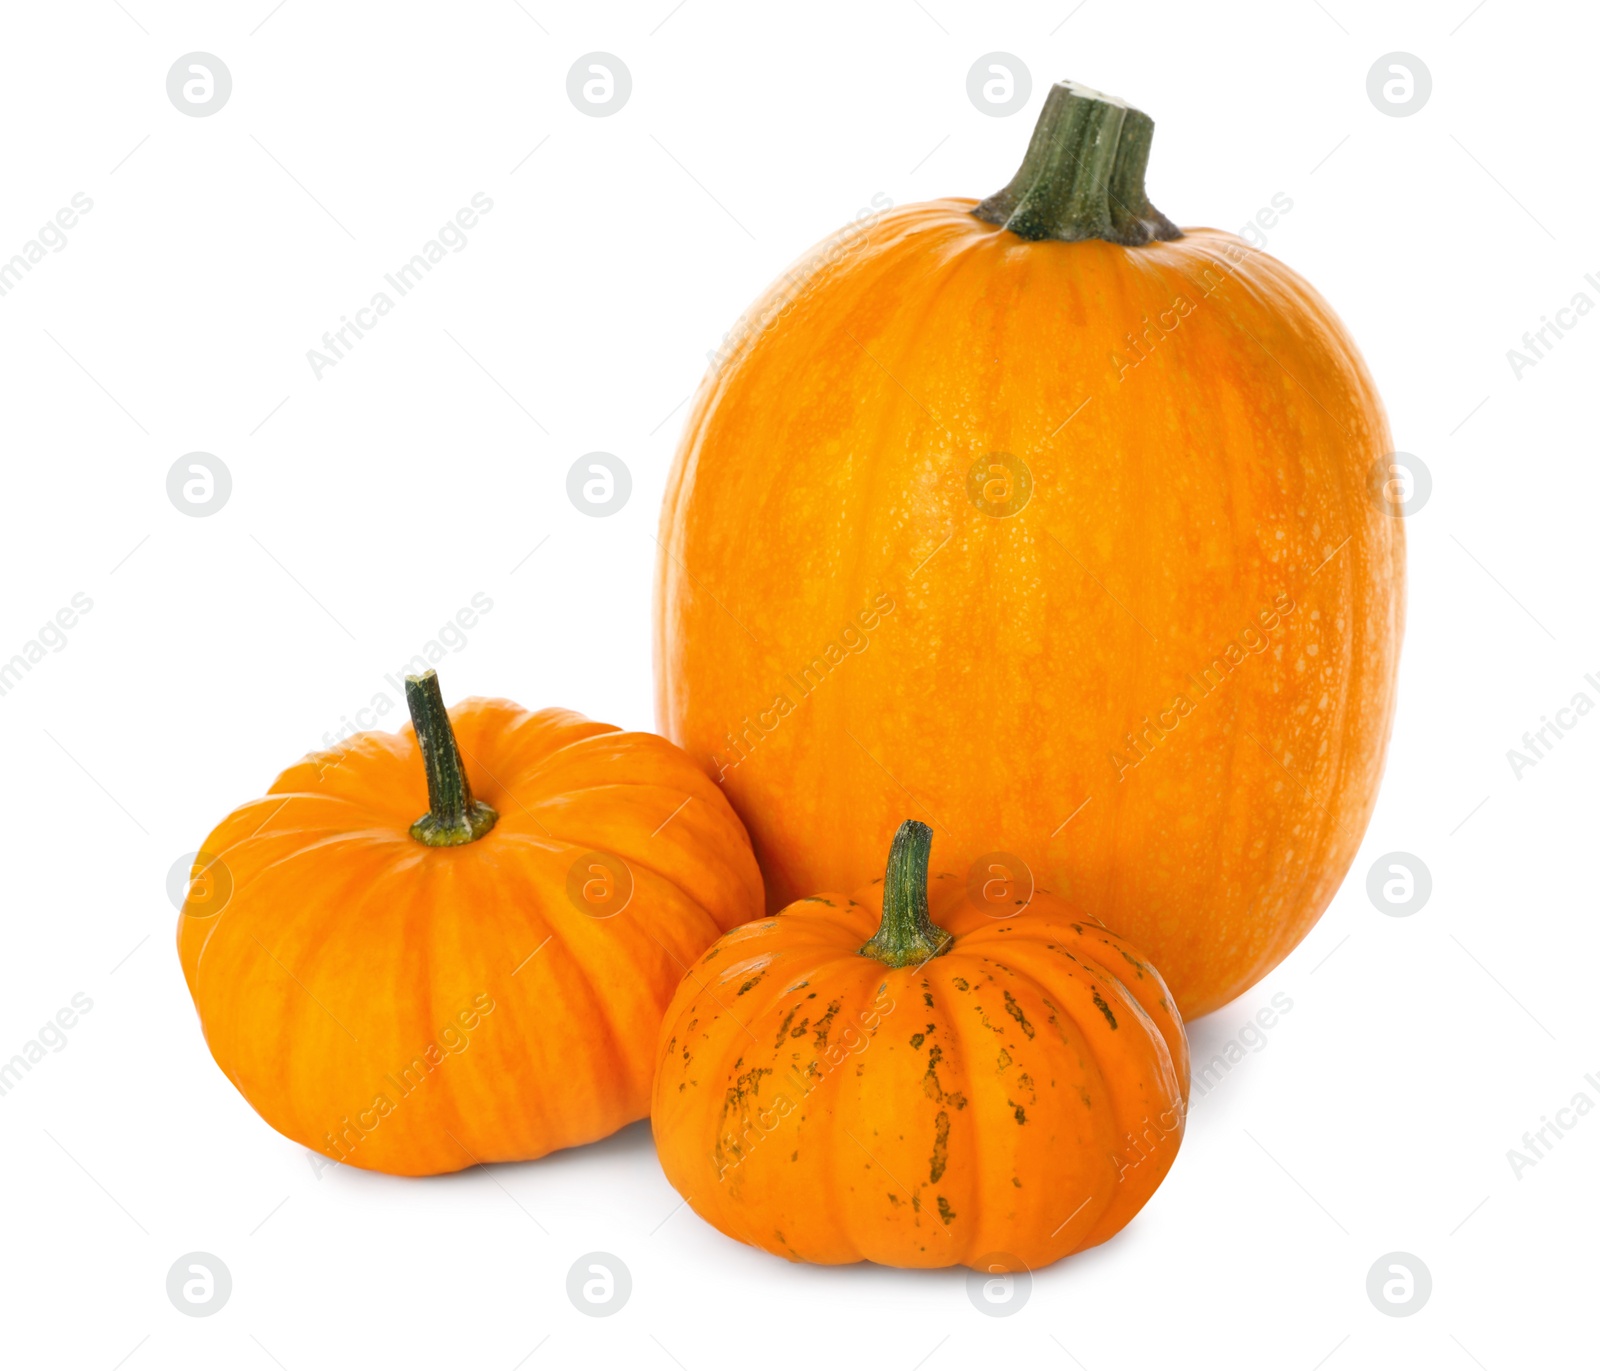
[178,671,762,1176]
[651,820,1188,1269]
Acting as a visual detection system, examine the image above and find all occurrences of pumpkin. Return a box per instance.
[655,80,1404,1018]
[177,671,762,1176]
[651,820,1189,1269]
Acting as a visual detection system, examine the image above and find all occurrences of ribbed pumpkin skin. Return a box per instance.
[656,200,1404,1018]
[177,698,763,1176]
[652,872,1188,1268]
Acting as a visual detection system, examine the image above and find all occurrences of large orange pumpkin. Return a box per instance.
[651,820,1189,1268]
[177,671,762,1175]
[655,80,1404,1018]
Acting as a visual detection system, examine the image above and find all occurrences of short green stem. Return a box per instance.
[859,821,953,968]
[972,80,1181,247]
[406,671,497,847]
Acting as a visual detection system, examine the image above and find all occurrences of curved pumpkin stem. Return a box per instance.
[972,80,1181,247]
[405,671,498,847]
[860,820,953,968]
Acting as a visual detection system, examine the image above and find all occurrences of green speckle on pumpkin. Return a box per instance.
[930,1109,951,1182]
[774,1005,799,1045]
[1002,990,1035,1039]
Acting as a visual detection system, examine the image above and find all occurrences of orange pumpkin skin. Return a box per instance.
[656,143,1402,1019]
[178,696,763,1176]
[651,860,1189,1269]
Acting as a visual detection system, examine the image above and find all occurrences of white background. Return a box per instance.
[1,1,1594,1367]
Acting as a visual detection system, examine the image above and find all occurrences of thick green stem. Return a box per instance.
[972,80,1181,246]
[859,821,953,968]
[406,671,497,847]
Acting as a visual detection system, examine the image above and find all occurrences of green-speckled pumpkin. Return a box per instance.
[651,821,1189,1268]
